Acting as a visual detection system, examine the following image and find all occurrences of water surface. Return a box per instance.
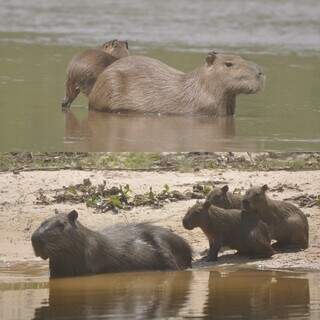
[0,0,319,151]
[0,263,320,320]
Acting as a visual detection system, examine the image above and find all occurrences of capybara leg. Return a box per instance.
[206,237,222,262]
[62,79,80,109]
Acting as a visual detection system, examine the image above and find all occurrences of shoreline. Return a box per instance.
[0,166,319,272]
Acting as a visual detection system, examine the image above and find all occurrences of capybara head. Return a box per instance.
[204,51,265,95]
[206,185,231,208]
[101,39,129,58]
[242,185,269,211]
[182,201,210,230]
[31,210,80,260]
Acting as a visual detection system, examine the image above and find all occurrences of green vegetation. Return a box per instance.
[35,178,213,213]
[0,152,320,173]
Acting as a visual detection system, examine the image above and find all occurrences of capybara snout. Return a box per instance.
[182,202,208,230]
[101,39,129,58]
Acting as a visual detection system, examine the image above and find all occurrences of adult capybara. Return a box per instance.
[206,185,242,209]
[31,210,192,278]
[62,40,129,109]
[182,202,273,261]
[88,51,265,115]
[242,185,309,249]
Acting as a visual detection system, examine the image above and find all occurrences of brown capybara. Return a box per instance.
[88,51,265,116]
[242,185,309,249]
[206,185,242,209]
[62,39,129,109]
[31,210,192,278]
[182,202,274,261]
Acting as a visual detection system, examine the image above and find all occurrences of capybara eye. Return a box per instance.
[225,62,233,67]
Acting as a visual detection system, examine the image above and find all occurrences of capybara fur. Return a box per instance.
[206,185,242,209]
[242,185,309,249]
[89,51,265,116]
[62,40,129,109]
[182,202,273,261]
[31,210,192,278]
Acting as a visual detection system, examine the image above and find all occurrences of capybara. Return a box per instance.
[88,51,265,115]
[206,185,242,209]
[62,39,129,109]
[182,202,273,261]
[31,210,192,278]
[242,185,309,249]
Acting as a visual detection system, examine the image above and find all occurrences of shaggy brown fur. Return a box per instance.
[31,210,192,278]
[89,51,265,116]
[206,185,242,209]
[242,185,309,249]
[62,40,129,109]
[182,202,274,261]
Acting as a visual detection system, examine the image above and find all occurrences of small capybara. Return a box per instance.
[88,51,265,115]
[242,185,309,249]
[182,202,274,261]
[62,39,129,109]
[31,210,192,278]
[206,185,242,209]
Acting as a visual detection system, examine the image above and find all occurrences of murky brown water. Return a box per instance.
[0,42,319,152]
[0,0,320,151]
[1,262,320,320]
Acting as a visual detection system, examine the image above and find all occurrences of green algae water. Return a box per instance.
[0,263,320,320]
[0,0,319,151]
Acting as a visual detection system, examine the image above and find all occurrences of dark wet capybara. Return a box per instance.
[62,39,129,109]
[88,51,265,115]
[182,202,274,261]
[206,185,242,209]
[242,185,309,249]
[31,210,192,278]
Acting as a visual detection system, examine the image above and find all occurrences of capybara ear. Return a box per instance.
[125,40,129,49]
[111,39,118,47]
[222,185,229,193]
[205,51,217,65]
[68,210,78,224]
[261,184,268,192]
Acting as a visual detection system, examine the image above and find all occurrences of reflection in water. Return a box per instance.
[64,110,236,151]
[0,267,316,320]
[205,270,310,320]
[0,264,319,320]
[33,271,193,320]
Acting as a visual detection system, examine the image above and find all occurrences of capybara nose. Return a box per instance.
[61,99,71,109]
[182,219,190,230]
[31,231,43,247]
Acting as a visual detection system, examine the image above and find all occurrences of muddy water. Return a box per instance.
[0,42,319,152]
[0,263,320,320]
[0,0,320,151]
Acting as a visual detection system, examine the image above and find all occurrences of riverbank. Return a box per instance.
[0,160,319,271]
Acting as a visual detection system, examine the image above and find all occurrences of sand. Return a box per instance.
[0,168,319,271]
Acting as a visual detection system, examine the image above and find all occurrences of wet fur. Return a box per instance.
[89,53,264,116]
[62,40,129,108]
[31,213,192,278]
[243,186,309,249]
[182,203,273,261]
[206,186,242,209]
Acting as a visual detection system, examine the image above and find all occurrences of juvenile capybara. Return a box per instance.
[88,51,265,115]
[62,40,129,109]
[206,185,242,209]
[31,210,192,278]
[242,185,309,249]
[182,202,273,261]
